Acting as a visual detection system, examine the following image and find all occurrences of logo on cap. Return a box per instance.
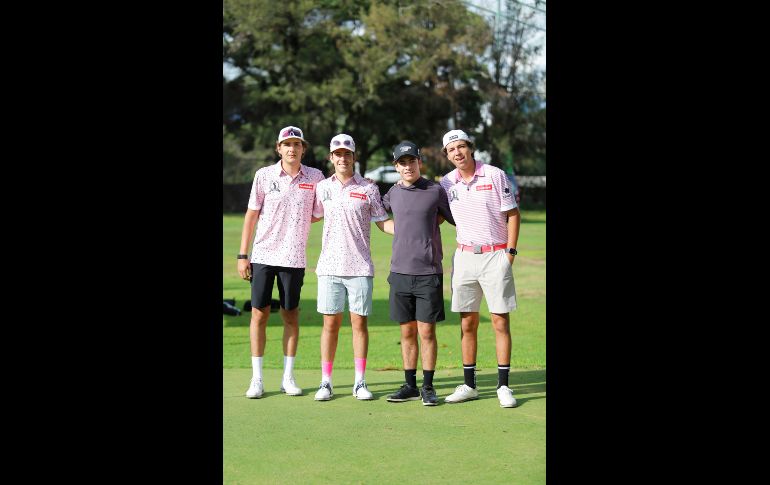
[400,146,410,152]
[449,135,458,140]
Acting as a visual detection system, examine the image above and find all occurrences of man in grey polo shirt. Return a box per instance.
[381,141,455,406]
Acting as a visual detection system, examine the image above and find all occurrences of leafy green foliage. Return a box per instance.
[223,0,545,180]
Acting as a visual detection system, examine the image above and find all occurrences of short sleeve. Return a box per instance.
[247,170,264,211]
[313,181,325,218]
[496,169,516,212]
[368,184,389,222]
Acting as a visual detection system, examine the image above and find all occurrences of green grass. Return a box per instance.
[223,210,546,485]
[223,210,545,370]
[223,368,546,484]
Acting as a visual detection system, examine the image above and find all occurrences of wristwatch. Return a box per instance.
[507,248,517,256]
[237,254,249,259]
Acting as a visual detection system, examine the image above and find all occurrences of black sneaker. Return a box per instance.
[386,383,420,402]
[421,385,438,406]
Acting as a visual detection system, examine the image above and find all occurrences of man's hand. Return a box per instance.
[238,259,252,281]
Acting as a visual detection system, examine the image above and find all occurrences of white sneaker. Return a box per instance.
[245,377,264,399]
[280,376,303,396]
[497,385,517,408]
[352,379,374,400]
[444,384,479,403]
[314,381,333,401]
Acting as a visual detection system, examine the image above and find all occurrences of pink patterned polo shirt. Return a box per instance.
[313,173,389,276]
[439,161,517,246]
[248,161,325,268]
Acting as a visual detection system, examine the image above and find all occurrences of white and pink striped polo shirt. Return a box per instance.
[440,161,517,246]
[248,161,325,268]
[313,173,389,276]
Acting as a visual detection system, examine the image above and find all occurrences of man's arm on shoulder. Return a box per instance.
[375,219,394,235]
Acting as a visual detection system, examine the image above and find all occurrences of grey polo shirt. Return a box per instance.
[382,177,456,275]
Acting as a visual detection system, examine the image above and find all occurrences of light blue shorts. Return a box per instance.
[317,275,374,316]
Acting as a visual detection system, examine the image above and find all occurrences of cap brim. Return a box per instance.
[394,155,419,161]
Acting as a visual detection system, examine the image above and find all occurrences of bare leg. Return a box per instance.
[350,313,369,359]
[250,306,271,356]
[417,321,437,370]
[460,312,480,364]
[400,321,419,369]
[321,313,343,362]
[280,307,300,357]
[491,312,512,364]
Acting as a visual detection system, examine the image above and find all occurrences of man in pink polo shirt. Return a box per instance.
[439,129,521,408]
[310,133,392,402]
[237,125,325,399]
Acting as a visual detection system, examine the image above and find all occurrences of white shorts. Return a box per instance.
[317,275,374,316]
[451,249,517,313]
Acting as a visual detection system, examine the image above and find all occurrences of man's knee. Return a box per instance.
[491,313,510,333]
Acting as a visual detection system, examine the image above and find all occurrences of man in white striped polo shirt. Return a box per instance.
[439,129,520,408]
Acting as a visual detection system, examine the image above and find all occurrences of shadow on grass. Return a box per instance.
[235,369,545,406]
[364,369,545,406]
[224,299,493,327]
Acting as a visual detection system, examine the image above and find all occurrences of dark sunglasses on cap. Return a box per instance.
[332,139,353,147]
[281,128,303,138]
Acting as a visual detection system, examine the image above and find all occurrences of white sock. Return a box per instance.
[354,370,364,383]
[251,356,263,380]
[283,355,295,380]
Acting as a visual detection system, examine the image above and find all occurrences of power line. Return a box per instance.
[511,0,546,15]
[461,1,546,32]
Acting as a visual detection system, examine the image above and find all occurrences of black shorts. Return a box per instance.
[387,272,445,324]
[250,263,305,311]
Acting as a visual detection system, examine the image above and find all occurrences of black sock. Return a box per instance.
[423,370,435,388]
[497,364,510,389]
[463,363,476,388]
[405,369,417,388]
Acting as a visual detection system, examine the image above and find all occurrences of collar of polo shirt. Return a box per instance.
[453,160,484,182]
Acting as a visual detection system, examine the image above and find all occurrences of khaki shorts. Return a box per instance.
[450,249,517,313]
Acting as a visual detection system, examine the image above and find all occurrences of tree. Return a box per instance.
[222,0,494,179]
[475,0,546,175]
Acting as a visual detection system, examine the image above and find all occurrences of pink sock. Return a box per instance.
[354,358,366,382]
[322,361,333,382]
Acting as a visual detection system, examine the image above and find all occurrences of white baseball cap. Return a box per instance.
[442,129,471,149]
[277,125,306,144]
[329,133,355,153]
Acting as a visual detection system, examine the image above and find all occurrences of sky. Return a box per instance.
[223,0,545,79]
[467,0,546,71]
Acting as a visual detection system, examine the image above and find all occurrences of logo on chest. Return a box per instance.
[298,183,314,190]
[476,184,493,191]
[349,192,368,200]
